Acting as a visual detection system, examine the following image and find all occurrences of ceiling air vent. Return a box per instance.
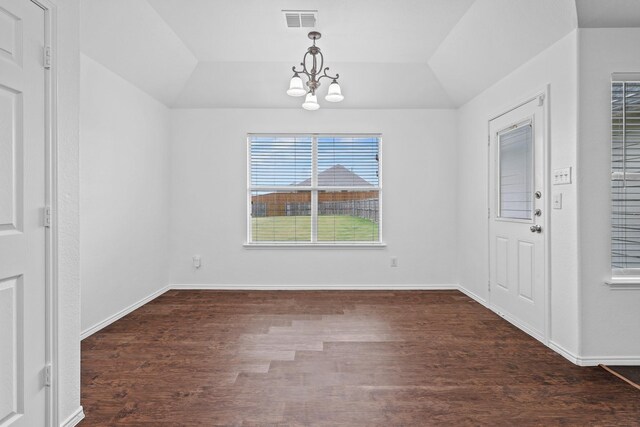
[283,10,318,28]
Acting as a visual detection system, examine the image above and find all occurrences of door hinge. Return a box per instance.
[44,46,52,69]
[43,206,51,228]
[44,364,52,387]
[538,94,545,106]
[488,281,491,292]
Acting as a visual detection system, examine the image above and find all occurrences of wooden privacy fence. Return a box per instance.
[318,199,379,222]
[253,199,379,223]
[252,190,379,220]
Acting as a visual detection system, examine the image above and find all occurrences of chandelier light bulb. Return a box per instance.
[325,81,344,103]
[287,74,306,97]
[302,92,320,111]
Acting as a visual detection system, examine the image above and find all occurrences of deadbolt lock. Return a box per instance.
[535,191,542,199]
[535,209,542,216]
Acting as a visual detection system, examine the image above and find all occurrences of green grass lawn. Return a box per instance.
[252,215,379,242]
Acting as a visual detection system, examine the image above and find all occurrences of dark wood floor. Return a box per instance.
[603,365,640,390]
[81,291,640,426]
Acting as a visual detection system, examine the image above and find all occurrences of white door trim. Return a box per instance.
[486,85,551,345]
[27,0,58,425]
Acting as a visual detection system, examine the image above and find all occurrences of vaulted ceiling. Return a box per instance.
[79,0,639,109]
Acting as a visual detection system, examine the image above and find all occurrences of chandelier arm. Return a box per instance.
[292,64,309,77]
[318,67,340,82]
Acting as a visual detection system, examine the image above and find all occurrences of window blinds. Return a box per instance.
[317,137,379,187]
[499,124,533,220]
[250,136,312,242]
[612,81,640,271]
[250,136,312,187]
[248,135,381,244]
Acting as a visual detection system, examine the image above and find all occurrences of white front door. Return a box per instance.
[0,0,47,426]
[489,95,546,341]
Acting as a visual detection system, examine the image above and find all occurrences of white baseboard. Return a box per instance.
[509,326,640,367]
[491,308,546,344]
[548,341,580,365]
[456,286,489,308]
[454,284,548,345]
[170,283,459,291]
[60,406,84,427]
[80,285,170,340]
[577,355,640,366]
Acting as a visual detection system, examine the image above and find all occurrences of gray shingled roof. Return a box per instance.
[296,165,372,186]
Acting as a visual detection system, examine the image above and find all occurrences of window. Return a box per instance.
[247,134,382,245]
[498,123,533,220]
[612,79,640,275]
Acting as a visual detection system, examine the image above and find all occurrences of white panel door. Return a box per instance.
[489,96,546,341]
[0,0,46,426]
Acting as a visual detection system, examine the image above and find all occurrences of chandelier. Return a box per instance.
[287,31,344,110]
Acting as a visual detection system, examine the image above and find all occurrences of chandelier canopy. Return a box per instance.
[287,31,344,110]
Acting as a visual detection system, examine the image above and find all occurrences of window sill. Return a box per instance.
[605,278,640,290]
[244,242,387,249]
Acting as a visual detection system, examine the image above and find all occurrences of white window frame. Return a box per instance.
[245,133,385,247]
[607,76,640,288]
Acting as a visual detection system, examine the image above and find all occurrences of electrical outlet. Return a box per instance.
[390,257,398,268]
[193,255,201,269]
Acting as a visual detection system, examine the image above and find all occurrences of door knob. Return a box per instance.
[530,225,542,233]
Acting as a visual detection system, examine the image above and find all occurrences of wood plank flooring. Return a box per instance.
[81,291,640,426]
[602,365,640,390]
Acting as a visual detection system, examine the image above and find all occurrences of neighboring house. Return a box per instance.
[252,165,378,220]
[295,164,374,187]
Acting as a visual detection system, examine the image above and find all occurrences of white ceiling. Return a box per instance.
[576,0,640,28]
[146,0,475,63]
[173,62,455,109]
[428,0,577,106]
[80,0,198,106]
[78,0,639,109]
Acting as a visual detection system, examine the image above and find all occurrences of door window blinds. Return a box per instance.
[612,80,640,272]
[498,124,533,220]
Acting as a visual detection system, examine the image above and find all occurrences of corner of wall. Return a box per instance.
[53,0,83,424]
[60,406,84,427]
[573,26,584,361]
[575,27,640,361]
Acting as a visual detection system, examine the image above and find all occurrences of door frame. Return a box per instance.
[486,85,551,345]
[26,0,58,425]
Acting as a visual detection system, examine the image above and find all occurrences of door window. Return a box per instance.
[498,123,533,220]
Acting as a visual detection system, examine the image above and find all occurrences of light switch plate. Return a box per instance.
[553,193,562,209]
[553,167,572,185]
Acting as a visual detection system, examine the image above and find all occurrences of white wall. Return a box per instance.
[578,28,640,362]
[456,31,580,356]
[54,0,83,424]
[80,54,170,334]
[169,109,458,287]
